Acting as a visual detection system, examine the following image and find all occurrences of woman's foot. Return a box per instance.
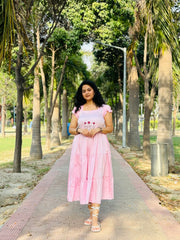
[84,203,92,226]
[84,218,92,226]
[91,205,101,232]
[91,223,101,232]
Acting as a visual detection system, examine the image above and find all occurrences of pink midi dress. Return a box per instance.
[67,104,114,204]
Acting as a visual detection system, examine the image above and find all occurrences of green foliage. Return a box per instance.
[92,0,135,43]
[64,0,98,41]
[150,119,180,130]
[145,0,180,65]
[0,0,16,65]
[6,109,11,120]
[48,27,82,57]
[173,136,180,162]
[176,119,180,129]
[0,68,16,104]
[80,0,135,110]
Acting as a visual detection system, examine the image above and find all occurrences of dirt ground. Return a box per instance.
[0,137,180,228]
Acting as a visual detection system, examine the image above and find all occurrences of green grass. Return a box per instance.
[37,167,50,176]
[173,136,180,163]
[0,134,46,164]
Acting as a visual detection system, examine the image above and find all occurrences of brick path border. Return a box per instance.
[0,148,70,240]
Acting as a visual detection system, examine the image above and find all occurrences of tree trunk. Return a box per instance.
[13,86,23,172]
[46,47,56,149]
[51,91,61,147]
[129,65,141,150]
[39,53,51,150]
[157,48,174,170]
[143,84,156,160]
[62,89,68,139]
[143,74,150,159]
[23,107,28,134]
[1,96,6,137]
[117,110,123,141]
[133,31,156,160]
[30,25,42,159]
[46,115,51,150]
[36,26,50,150]
[13,37,24,173]
[143,105,151,159]
[30,66,42,159]
[117,65,123,140]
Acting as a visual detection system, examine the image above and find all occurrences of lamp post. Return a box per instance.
[95,41,127,147]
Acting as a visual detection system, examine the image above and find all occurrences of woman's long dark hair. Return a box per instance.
[74,80,105,113]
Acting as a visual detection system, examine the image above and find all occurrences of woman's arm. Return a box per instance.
[69,114,90,136]
[97,112,113,134]
[69,114,79,135]
[102,112,113,134]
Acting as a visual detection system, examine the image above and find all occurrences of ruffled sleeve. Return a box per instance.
[102,104,112,117]
[72,107,80,119]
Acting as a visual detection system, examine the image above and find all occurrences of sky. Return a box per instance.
[81,42,94,71]
[81,42,94,52]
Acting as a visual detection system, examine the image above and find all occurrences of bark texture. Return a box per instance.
[30,67,42,159]
[13,38,24,173]
[128,65,141,150]
[157,48,174,169]
[51,92,61,147]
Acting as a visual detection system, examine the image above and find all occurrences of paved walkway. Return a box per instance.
[0,145,179,240]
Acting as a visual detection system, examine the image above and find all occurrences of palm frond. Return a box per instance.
[0,0,16,66]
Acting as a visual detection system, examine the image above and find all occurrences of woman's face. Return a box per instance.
[82,84,95,102]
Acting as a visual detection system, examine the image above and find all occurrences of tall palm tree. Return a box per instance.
[134,0,179,171]
[129,2,156,158]
[127,51,141,150]
[157,48,174,169]
[30,65,42,159]
[146,0,179,170]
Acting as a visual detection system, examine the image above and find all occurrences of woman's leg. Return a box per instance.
[91,203,101,232]
[84,202,93,225]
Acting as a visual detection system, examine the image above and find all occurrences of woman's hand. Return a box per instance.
[89,128,101,137]
[78,128,101,137]
[78,128,90,137]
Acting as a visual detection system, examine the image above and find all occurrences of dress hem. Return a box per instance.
[67,197,114,205]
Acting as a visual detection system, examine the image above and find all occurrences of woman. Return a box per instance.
[67,80,114,233]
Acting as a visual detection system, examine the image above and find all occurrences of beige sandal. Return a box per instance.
[84,203,92,226]
[91,206,101,233]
